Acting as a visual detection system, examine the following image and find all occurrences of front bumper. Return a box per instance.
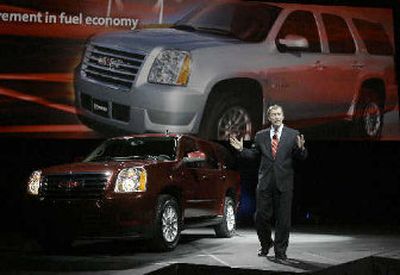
[74,67,206,135]
[25,193,156,240]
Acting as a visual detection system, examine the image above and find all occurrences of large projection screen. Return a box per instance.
[0,0,398,140]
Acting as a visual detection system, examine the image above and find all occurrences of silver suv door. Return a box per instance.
[269,10,327,122]
[318,13,361,119]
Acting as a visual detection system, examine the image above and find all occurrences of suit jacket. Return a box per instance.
[240,126,307,192]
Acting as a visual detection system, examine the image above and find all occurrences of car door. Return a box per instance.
[318,13,361,119]
[194,140,225,216]
[267,10,329,122]
[179,137,220,218]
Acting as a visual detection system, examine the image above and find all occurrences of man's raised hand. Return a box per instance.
[230,136,243,151]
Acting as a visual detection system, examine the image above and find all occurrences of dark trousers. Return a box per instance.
[255,177,293,254]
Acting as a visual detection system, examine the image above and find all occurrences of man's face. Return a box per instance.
[268,108,284,128]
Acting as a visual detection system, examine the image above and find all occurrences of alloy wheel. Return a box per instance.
[217,107,252,140]
[363,102,382,137]
[161,205,179,243]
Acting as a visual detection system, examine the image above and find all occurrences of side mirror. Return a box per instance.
[278,34,309,51]
[183,151,206,163]
[218,163,227,170]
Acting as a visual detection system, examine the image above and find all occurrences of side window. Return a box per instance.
[322,13,355,54]
[180,137,198,157]
[276,10,321,53]
[215,144,236,170]
[352,18,393,56]
[180,137,201,168]
[198,141,219,169]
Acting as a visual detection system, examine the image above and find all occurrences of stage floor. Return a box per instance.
[0,226,399,274]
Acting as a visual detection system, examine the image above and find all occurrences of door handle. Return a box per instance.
[220,175,226,180]
[312,60,326,71]
[352,62,365,69]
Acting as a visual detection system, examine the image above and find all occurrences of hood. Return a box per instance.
[91,28,241,52]
[42,160,159,175]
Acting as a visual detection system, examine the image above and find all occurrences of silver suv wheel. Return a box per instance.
[217,106,252,140]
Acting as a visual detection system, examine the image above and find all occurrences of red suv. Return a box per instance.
[25,134,240,252]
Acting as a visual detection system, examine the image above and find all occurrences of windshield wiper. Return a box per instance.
[144,155,161,160]
[172,24,197,32]
[112,155,144,160]
[196,27,236,38]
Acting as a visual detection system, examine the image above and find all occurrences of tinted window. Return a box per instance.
[277,10,321,53]
[353,18,393,55]
[215,143,236,170]
[181,137,198,156]
[322,13,355,54]
[85,137,177,162]
[175,2,281,42]
[198,141,218,169]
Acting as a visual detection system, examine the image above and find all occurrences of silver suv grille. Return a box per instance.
[40,173,109,200]
[82,44,146,90]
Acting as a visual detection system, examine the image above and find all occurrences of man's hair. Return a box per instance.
[266,104,283,117]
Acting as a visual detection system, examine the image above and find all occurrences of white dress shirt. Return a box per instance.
[270,124,283,140]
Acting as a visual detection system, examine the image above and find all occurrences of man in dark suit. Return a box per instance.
[230,104,307,261]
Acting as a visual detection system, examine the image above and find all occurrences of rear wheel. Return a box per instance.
[214,196,236,238]
[151,195,181,251]
[353,89,384,139]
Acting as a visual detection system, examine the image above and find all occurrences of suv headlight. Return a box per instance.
[115,167,147,193]
[27,170,42,195]
[148,49,191,86]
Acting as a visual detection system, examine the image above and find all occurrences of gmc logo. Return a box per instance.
[98,56,124,69]
[58,180,81,190]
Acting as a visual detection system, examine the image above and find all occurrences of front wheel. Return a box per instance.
[150,195,181,251]
[214,196,236,238]
[199,93,261,141]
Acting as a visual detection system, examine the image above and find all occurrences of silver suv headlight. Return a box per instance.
[114,167,147,193]
[148,49,191,86]
[27,170,42,195]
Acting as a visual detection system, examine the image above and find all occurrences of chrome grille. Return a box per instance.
[41,173,109,200]
[82,44,146,89]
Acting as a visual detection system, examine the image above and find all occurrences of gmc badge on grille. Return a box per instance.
[98,56,123,69]
[58,180,80,190]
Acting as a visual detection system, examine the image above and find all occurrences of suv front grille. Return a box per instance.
[41,173,109,200]
[82,44,146,90]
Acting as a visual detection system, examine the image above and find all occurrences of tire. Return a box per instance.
[150,195,181,251]
[353,89,384,139]
[199,90,261,141]
[214,196,236,238]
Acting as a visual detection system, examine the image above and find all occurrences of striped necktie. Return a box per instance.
[271,131,279,159]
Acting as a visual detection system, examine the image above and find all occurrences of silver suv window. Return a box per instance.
[322,13,356,54]
[276,10,321,53]
[352,18,394,55]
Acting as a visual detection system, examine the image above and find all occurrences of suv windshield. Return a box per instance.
[85,137,177,162]
[174,2,281,42]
